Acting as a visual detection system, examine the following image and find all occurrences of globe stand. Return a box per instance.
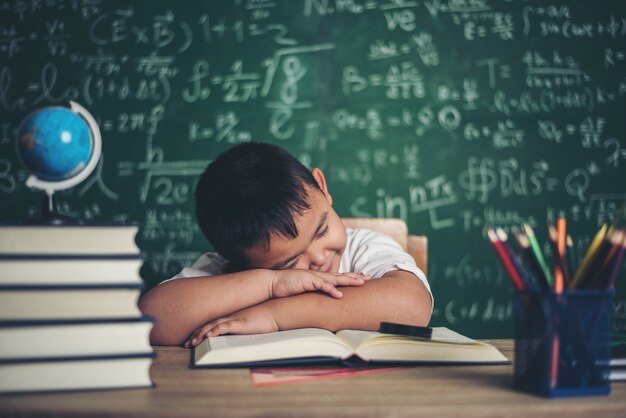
[18,101,101,225]
[24,192,82,225]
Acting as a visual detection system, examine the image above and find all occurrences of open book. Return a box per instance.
[193,327,509,368]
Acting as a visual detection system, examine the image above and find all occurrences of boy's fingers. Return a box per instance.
[336,276,365,285]
[329,274,368,288]
[320,281,343,298]
[188,330,207,347]
[332,272,370,281]
[187,319,224,346]
[208,320,237,337]
[351,273,371,280]
[311,279,342,298]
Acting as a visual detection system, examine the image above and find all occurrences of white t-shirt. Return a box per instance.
[164,228,433,305]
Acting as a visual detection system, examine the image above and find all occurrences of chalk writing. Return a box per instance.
[1,0,625,338]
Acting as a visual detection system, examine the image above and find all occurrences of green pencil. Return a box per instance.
[523,223,553,287]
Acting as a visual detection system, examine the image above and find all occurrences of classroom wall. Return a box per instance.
[1,0,625,337]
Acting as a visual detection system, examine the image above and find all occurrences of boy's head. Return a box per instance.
[195,142,347,272]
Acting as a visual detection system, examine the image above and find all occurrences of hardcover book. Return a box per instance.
[0,224,140,256]
[193,327,509,368]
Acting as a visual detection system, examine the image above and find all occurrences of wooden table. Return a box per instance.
[1,341,625,417]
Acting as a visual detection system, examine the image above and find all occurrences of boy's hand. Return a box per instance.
[270,270,370,299]
[184,304,278,348]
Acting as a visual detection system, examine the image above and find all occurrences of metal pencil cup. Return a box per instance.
[513,290,612,397]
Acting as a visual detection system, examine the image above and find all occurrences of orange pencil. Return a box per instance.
[555,215,567,292]
[548,214,567,391]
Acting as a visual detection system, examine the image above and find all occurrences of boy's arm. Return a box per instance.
[139,270,276,345]
[272,270,432,331]
[186,270,431,345]
[139,269,369,345]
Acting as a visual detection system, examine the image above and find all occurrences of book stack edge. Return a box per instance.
[0,224,155,393]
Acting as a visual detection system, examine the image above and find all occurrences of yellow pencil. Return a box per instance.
[589,230,625,288]
[571,224,608,288]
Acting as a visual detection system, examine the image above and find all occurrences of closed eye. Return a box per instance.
[279,225,328,270]
[316,225,329,239]
[283,256,301,270]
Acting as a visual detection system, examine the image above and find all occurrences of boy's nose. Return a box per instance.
[305,248,327,271]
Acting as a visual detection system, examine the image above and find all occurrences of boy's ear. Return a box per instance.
[311,168,333,205]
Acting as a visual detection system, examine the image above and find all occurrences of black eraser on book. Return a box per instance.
[379,322,433,339]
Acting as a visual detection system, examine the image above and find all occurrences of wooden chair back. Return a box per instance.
[341,218,428,274]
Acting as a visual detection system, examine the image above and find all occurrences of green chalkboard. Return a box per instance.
[1,0,625,338]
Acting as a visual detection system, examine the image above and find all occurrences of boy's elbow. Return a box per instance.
[138,291,158,321]
[138,291,184,346]
[144,313,186,347]
[414,297,432,326]
[398,294,431,326]
[148,325,183,346]
[394,277,433,327]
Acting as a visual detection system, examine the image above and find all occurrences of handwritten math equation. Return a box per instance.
[1,0,625,333]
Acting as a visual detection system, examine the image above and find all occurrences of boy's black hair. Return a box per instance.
[195,142,322,267]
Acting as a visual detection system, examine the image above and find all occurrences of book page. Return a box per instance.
[336,328,508,364]
[195,328,353,366]
[208,328,340,351]
[336,327,478,348]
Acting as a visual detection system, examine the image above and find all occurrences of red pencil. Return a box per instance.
[487,228,525,290]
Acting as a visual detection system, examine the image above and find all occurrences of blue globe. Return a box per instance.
[17,107,93,181]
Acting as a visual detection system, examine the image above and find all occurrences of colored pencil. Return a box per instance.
[550,332,560,390]
[571,224,608,288]
[587,230,622,288]
[486,228,525,290]
[566,235,577,281]
[576,229,615,289]
[513,228,549,291]
[523,224,553,287]
[496,228,536,290]
[555,215,569,291]
[603,233,626,289]
[546,213,561,390]
[549,223,560,292]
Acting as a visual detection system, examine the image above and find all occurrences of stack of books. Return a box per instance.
[0,224,155,393]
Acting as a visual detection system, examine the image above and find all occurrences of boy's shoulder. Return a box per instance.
[345,227,404,249]
[343,228,408,265]
[163,253,229,283]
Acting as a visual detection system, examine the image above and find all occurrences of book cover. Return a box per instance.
[0,317,154,360]
[0,224,140,256]
[0,254,144,285]
[0,284,143,320]
[0,353,155,393]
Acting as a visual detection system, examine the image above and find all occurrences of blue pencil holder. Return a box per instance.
[513,289,612,398]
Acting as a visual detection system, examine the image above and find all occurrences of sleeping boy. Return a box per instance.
[139,142,432,347]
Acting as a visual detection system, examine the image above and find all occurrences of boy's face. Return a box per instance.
[242,170,347,273]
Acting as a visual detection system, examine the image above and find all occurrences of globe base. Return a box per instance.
[24,194,83,226]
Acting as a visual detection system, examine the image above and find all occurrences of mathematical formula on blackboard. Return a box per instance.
[1,0,625,337]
